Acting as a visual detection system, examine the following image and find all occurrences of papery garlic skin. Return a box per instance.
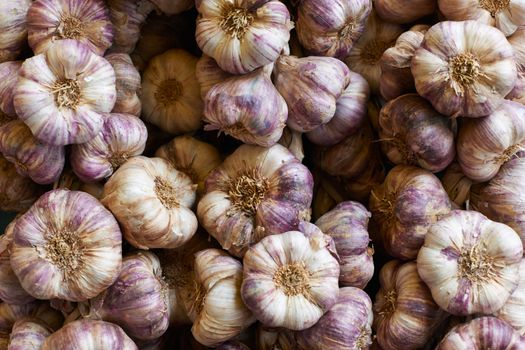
[11,189,122,302]
[14,40,116,146]
[345,12,404,94]
[142,49,202,135]
[0,120,65,185]
[150,0,193,15]
[155,136,222,196]
[307,71,369,146]
[496,259,525,335]
[82,252,169,340]
[71,113,147,182]
[278,127,304,162]
[417,210,523,315]
[370,165,451,260]
[196,0,292,74]
[457,100,525,182]
[41,320,138,350]
[412,20,517,118]
[441,163,472,208]
[0,62,22,118]
[204,68,287,147]
[436,317,525,349]
[182,249,255,347]
[0,157,42,212]
[102,156,198,249]
[375,0,435,23]
[257,325,297,350]
[296,287,373,350]
[274,55,350,132]
[379,25,428,101]
[379,94,455,173]
[241,225,340,330]
[438,0,525,37]
[197,144,313,257]
[0,1,31,63]
[8,317,52,350]
[295,0,371,59]
[315,201,374,289]
[196,55,233,100]
[506,27,525,104]
[105,53,142,116]
[373,261,443,350]
[0,301,63,335]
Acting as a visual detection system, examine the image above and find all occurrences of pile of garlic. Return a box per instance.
[2,0,525,348]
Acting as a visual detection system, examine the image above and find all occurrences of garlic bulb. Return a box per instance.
[496,259,525,335]
[274,55,350,132]
[155,136,222,197]
[107,0,155,54]
[102,156,198,249]
[0,0,31,63]
[81,251,169,340]
[375,0,436,23]
[197,144,313,257]
[27,0,113,56]
[105,53,141,116]
[441,162,472,208]
[306,71,369,146]
[0,220,34,305]
[438,0,525,37]
[241,223,340,330]
[378,94,455,173]
[412,20,517,118]
[14,40,116,146]
[457,100,525,182]
[373,261,443,350]
[379,25,429,101]
[0,62,22,118]
[8,317,53,350]
[71,113,147,183]
[203,67,287,147]
[181,249,255,347]
[0,156,42,212]
[370,165,451,260]
[417,210,523,315]
[0,120,65,185]
[141,49,202,135]
[0,301,63,336]
[41,320,138,350]
[315,201,374,289]
[295,0,372,59]
[256,325,296,350]
[436,317,525,349]
[195,0,292,74]
[150,0,193,15]
[345,12,404,94]
[11,189,122,301]
[278,127,304,162]
[196,54,233,100]
[506,27,525,104]
[296,288,373,349]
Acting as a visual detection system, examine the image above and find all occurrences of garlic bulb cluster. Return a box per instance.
[274,55,350,133]
[0,1,31,63]
[379,25,428,101]
[102,156,198,249]
[195,54,233,100]
[496,259,525,335]
[241,223,340,330]
[370,165,451,260]
[438,0,525,37]
[195,0,292,74]
[105,53,142,116]
[345,12,404,94]
[14,39,116,146]
[295,0,372,59]
[0,61,22,119]
[296,287,373,350]
[197,144,313,257]
[203,67,287,147]
[27,0,113,55]
[375,0,436,23]
[436,317,525,349]
[441,163,472,208]
[0,120,65,185]
[374,261,443,350]
[412,20,517,118]
[506,27,525,104]
[315,201,374,289]
[9,317,54,350]
[181,248,255,347]
[417,210,523,315]
[11,189,122,301]
[379,94,455,173]
[141,49,202,135]
[41,319,138,350]
[457,100,525,182]
[155,136,222,196]
[0,156,42,212]
[71,113,147,182]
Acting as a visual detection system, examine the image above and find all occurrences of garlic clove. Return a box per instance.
[506,27,525,104]
[0,61,22,118]
[105,53,142,116]
[0,156,43,212]
[441,162,472,208]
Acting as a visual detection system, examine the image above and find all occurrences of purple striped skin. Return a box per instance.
[27,0,114,56]
[41,320,138,350]
[0,0,31,63]
[436,317,525,349]
[0,61,22,117]
[8,317,52,350]
[105,54,142,116]
[0,302,41,334]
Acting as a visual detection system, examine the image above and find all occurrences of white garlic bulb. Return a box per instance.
[496,258,525,335]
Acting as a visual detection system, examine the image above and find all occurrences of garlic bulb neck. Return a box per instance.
[108,153,129,170]
[355,327,372,349]
[371,190,397,222]
[494,144,523,164]
[339,21,358,39]
[225,168,270,216]
[384,137,418,165]
[361,39,393,64]
[458,243,501,282]
[220,7,254,39]
[56,15,84,40]
[479,0,510,17]
[155,79,183,106]
[273,262,311,296]
[448,53,485,93]
[379,290,397,315]
[44,229,84,278]
[154,177,180,209]
[193,281,207,315]
[52,78,81,109]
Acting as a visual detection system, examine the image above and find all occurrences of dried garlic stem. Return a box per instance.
[155,79,183,106]
[479,0,510,17]
[43,230,84,280]
[56,16,84,40]
[379,290,397,315]
[154,177,179,209]
[458,243,502,282]
[225,168,270,216]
